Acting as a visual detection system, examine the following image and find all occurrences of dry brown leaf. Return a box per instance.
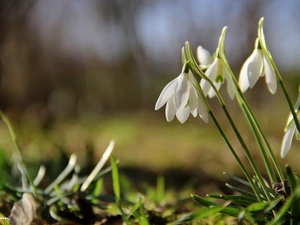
[9,193,37,225]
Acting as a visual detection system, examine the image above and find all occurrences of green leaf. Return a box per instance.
[93,178,103,197]
[286,165,300,224]
[208,194,257,207]
[110,156,120,201]
[264,196,283,212]
[225,183,257,199]
[208,194,256,202]
[237,209,255,225]
[174,206,224,224]
[247,201,270,211]
[126,196,144,220]
[191,194,242,217]
[224,173,251,188]
[156,176,165,205]
[191,194,219,207]
[269,186,300,225]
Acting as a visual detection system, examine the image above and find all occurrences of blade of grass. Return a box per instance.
[45,154,77,194]
[126,195,144,220]
[174,206,224,224]
[225,183,257,199]
[110,156,131,224]
[80,140,115,192]
[269,186,300,225]
[286,165,300,225]
[156,176,165,205]
[111,156,120,201]
[224,173,251,188]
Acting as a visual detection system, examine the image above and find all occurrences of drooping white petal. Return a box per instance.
[165,96,176,122]
[247,50,263,88]
[155,78,178,110]
[197,96,209,123]
[176,106,191,124]
[281,122,296,158]
[191,108,198,117]
[174,74,189,109]
[239,59,251,93]
[200,58,219,96]
[224,67,235,99]
[263,56,277,94]
[188,86,199,111]
[196,45,213,66]
[207,81,221,98]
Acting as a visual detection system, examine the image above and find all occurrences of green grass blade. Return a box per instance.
[126,196,144,220]
[226,183,257,199]
[174,206,224,224]
[207,194,257,207]
[191,194,219,207]
[264,196,283,212]
[224,173,251,188]
[110,156,120,201]
[286,165,300,225]
[93,178,103,197]
[268,186,300,225]
[191,194,243,217]
[156,176,165,205]
[247,201,270,212]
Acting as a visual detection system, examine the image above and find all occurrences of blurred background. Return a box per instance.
[0,0,299,180]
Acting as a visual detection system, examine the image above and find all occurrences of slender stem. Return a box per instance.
[208,108,262,200]
[221,104,271,200]
[258,18,300,134]
[0,110,38,199]
[221,48,284,182]
[240,101,276,182]
[218,25,281,183]
[238,92,285,181]
[188,62,271,200]
[189,65,262,200]
[186,42,271,199]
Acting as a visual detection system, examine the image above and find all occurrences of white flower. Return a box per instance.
[155,72,208,124]
[199,56,235,100]
[196,45,213,69]
[280,96,300,158]
[239,48,277,94]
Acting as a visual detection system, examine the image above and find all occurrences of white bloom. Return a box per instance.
[200,57,235,100]
[281,96,300,158]
[155,72,208,124]
[239,49,277,94]
[196,45,213,68]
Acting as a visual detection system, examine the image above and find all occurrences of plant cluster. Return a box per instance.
[156,18,300,224]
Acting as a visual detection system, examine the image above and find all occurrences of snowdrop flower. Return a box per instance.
[198,48,235,100]
[281,96,300,158]
[196,45,213,69]
[239,39,277,94]
[155,71,208,124]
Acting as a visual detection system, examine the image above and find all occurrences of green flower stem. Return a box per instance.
[221,56,284,182]
[190,81,262,200]
[218,26,284,182]
[239,99,276,182]
[220,102,272,201]
[0,110,38,199]
[208,109,262,201]
[238,92,285,182]
[258,17,300,134]
[186,42,271,200]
